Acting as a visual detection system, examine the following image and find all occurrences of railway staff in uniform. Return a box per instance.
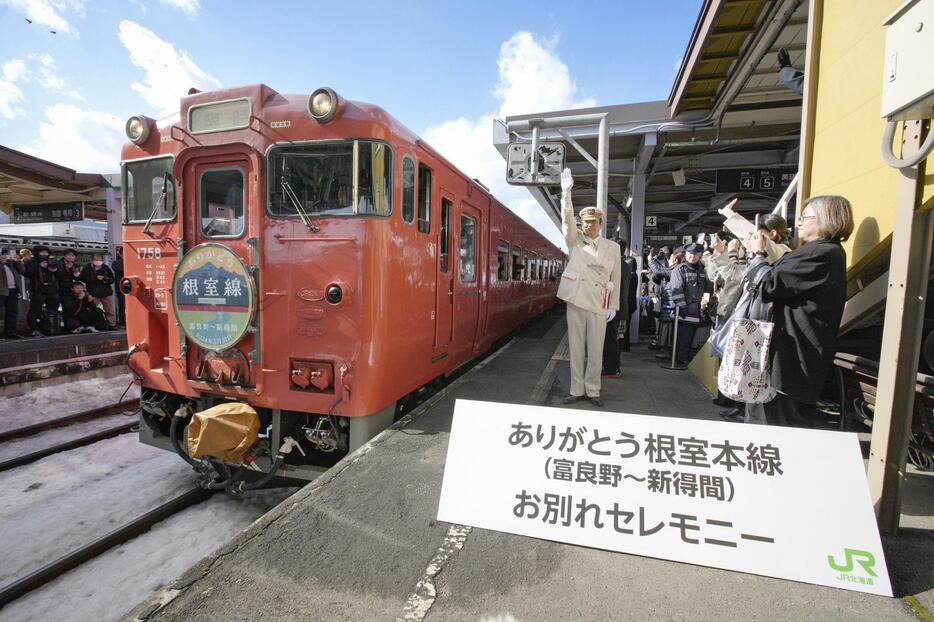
[558,168,621,407]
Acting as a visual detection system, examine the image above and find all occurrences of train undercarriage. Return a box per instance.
[138,387,396,490]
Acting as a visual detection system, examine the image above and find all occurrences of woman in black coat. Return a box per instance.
[743,195,854,427]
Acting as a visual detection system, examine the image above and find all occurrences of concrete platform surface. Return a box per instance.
[125,309,933,622]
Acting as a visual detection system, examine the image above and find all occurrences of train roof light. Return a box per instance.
[125,115,153,144]
[308,87,339,123]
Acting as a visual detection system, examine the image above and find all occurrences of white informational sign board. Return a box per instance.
[438,400,892,596]
[645,216,657,228]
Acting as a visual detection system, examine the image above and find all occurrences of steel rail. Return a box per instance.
[0,400,140,444]
[0,487,214,609]
[0,421,137,473]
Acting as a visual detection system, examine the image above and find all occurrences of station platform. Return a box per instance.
[126,309,933,622]
[0,330,127,387]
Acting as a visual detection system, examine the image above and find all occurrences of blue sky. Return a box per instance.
[0,0,702,243]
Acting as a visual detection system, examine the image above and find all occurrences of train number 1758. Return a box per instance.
[136,247,162,259]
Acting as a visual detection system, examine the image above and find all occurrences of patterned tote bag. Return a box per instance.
[717,266,776,403]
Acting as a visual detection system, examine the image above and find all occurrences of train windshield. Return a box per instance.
[267,141,392,218]
[123,156,176,223]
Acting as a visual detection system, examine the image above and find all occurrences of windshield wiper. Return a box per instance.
[143,171,168,236]
[280,167,319,233]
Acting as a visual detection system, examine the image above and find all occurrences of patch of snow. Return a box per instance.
[0,435,195,585]
[0,414,133,463]
[1,489,293,622]
[0,373,139,432]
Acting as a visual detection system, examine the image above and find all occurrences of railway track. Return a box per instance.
[0,400,140,473]
[0,487,214,609]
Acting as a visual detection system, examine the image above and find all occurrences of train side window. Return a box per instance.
[401,157,415,224]
[200,168,244,237]
[512,245,522,280]
[417,164,431,233]
[440,198,451,273]
[459,215,476,283]
[497,240,509,282]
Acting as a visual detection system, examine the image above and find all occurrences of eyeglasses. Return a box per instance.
[799,213,816,221]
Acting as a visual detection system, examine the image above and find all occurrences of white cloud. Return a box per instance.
[29,53,64,89]
[2,59,26,82]
[20,103,124,172]
[0,0,83,36]
[0,79,25,119]
[159,0,198,16]
[118,20,221,116]
[424,31,597,249]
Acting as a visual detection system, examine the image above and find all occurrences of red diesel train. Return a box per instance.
[120,84,563,487]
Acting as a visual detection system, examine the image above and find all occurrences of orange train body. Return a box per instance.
[121,84,564,480]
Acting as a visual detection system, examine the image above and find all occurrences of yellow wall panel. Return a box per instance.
[807,0,917,269]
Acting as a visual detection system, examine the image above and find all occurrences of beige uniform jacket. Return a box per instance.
[557,205,622,314]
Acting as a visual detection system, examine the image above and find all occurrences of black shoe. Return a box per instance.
[712,396,735,408]
[719,408,744,423]
[647,342,660,350]
[563,395,584,404]
[3,332,22,339]
[589,396,604,407]
[654,351,670,359]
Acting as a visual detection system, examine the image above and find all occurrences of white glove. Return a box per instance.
[560,168,574,196]
[606,281,614,292]
[606,309,616,323]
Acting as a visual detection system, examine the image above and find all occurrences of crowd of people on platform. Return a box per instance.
[627,195,854,428]
[0,245,125,339]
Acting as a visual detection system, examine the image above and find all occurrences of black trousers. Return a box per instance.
[27,291,60,333]
[0,292,19,336]
[65,306,108,331]
[745,393,814,428]
[675,320,699,365]
[602,311,622,374]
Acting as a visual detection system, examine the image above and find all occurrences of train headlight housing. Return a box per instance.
[125,115,152,144]
[308,87,339,123]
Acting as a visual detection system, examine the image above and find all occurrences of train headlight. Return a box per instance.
[308,87,339,123]
[326,284,343,304]
[125,115,152,144]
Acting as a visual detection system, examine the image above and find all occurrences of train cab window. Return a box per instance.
[512,245,522,280]
[123,156,176,223]
[401,157,415,224]
[200,168,244,237]
[440,198,451,273]
[267,140,391,219]
[459,215,476,282]
[497,240,509,281]
[417,164,431,233]
[357,142,393,216]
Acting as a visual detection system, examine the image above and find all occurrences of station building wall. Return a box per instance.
[804,0,933,268]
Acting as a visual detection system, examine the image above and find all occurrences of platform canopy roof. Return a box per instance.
[493,0,810,239]
[0,145,112,221]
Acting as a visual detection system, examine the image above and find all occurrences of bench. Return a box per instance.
[833,352,934,471]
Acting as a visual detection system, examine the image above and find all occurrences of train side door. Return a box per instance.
[433,194,454,357]
[453,201,481,360]
[179,151,260,386]
[473,200,489,354]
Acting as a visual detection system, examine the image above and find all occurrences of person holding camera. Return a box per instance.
[58,248,82,297]
[0,247,26,339]
[63,281,108,333]
[24,246,64,336]
[80,253,116,329]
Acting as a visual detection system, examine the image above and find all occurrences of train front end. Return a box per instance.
[121,84,397,487]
